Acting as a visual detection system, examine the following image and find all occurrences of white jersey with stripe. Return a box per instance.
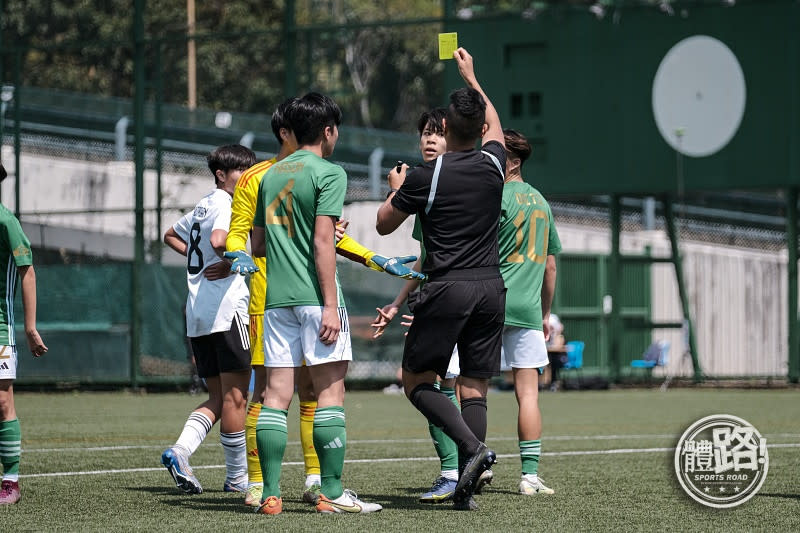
[173,188,249,337]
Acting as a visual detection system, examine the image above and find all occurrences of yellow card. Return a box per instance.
[438,32,458,60]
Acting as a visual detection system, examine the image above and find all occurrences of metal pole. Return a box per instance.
[443,0,454,24]
[789,11,799,384]
[607,194,621,382]
[368,147,384,200]
[239,132,255,148]
[305,30,312,93]
[643,197,655,231]
[663,196,702,382]
[13,50,20,218]
[155,43,164,263]
[186,0,197,110]
[131,0,146,388]
[788,187,799,383]
[0,0,3,84]
[114,116,129,161]
[284,0,296,98]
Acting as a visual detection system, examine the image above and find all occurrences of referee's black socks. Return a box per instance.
[460,397,488,443]
[409,383,482,456]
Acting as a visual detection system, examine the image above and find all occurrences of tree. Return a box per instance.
[3,1,134,95]
[295,0,445,130]
[1,0,446,131]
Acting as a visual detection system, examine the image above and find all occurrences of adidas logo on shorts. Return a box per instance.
[0,362,8,370]
[323,437,344,449]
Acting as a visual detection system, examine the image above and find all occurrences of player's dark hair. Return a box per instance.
[207,144,256,184]
[446,87,486,145]
[503,129,532,167]
[417,107,446,137]
[286,92,342,145]
[271,96,299,145]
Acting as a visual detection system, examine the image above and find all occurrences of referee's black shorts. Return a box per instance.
[402,269,506,379]
[190,313,251,379]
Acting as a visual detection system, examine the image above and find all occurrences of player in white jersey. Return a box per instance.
[160,145,255,495]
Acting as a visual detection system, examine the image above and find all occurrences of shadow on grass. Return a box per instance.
[128,485,185,496]
[315,489,457,512]
[394,485,428,496]
[759,492,800,500]
[372,489,520,512]
[476,488,519,496]
[130,485,522,514]
[127,485,265,514]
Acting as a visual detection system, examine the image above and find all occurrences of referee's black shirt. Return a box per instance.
[391,140,506,279]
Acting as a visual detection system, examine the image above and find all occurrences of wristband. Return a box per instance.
[386,188,399,199]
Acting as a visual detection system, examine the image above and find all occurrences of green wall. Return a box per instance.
[447,2,800,194]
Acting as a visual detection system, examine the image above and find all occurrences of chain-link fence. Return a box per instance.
[7,123,794,385]
[547,193,790,382]
[2,5,797,385]
[2,123,415,385]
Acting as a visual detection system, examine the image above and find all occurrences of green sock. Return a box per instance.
[0,418,21,479]
[312,406,346,500]
[255,407,288,499]
[428,385,459,473]
[520,439,542,476]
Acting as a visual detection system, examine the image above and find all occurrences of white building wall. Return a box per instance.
[555,224,789,378]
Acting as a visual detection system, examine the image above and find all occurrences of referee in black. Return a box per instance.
[376,48,505,511]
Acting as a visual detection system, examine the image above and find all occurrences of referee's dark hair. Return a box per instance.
[287,92,342,145]
[417,107,447,136]
[446,87,486,145]
[207,144,257,184]
[503,129,532,167]
[271,96,299,145]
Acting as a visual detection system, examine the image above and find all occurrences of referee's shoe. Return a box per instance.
[453,443,496,510]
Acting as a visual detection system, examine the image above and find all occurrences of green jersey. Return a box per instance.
[254,150,347,308]
[412,216,426,261]
[498,181,561,330]
[0,204,33,345]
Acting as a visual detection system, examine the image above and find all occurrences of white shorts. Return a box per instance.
[264,306,352,367]
[0,345,18,380]
[444,348,460,379]
[500,326,549,371]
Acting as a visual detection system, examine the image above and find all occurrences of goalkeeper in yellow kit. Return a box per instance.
[225,97,425,507]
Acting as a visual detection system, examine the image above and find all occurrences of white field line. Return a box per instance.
[22,433,800,454]
[19,443,800,480]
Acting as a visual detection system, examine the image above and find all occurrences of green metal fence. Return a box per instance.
[4,1,799,385]
[14,253,650,386]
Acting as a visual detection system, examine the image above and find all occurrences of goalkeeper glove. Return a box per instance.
[223,250,259,275]
[368,254,427,281]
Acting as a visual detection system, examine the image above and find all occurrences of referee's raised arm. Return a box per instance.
[454,48,504,148]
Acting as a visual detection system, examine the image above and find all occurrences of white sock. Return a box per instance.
[441,469,458,481]
[3,474,19,482]
[175,411,213,455]
[304,474,321,488]
[220,430,247,482]
[522,473,539,484]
